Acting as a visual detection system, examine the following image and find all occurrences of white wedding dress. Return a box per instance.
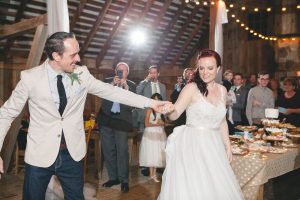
[158,85,244,200]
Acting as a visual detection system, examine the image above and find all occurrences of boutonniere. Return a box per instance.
[68,71,83,85]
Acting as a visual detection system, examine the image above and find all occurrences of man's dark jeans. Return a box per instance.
[23,148,84,200]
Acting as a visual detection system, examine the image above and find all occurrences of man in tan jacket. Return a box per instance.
[0,32,169,200]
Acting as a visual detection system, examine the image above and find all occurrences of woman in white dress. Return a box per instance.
[139,93,167,182]
[158,49,244,200]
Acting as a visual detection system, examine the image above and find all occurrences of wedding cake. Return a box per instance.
[265,108,279,119]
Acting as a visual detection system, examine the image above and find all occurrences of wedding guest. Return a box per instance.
[277,78,300,126]
[269,78,283,107]
[136,65,167,132]
[97,62,136,192]
[245,73,257,90]
[246,72,274,125]
[170,67,194,127]
[232,73,248,126]
[222,69,234,92]
[139,93,167,183]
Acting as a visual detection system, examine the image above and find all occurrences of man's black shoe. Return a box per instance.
[102,179,120,187]
[121,183,129,193]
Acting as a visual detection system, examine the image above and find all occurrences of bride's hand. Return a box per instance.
[226,146,233,163]
[161,103,175,114]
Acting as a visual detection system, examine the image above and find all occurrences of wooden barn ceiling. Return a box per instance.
[0,0,210,68]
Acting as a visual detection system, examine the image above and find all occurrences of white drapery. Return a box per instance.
[46,1,70,198]
[47,0,70,36]
[214,1,228,83]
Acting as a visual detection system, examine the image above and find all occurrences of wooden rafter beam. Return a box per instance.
[96,0,134,67]
[157,6,199,66]
[129,0,172,67]
[144,3,185,65]
[183,27,209,68]
[3,0,29,59]
[80,0,112,55]
[70,0,88,31]
[112,0,154,67]
[3,0,30,59]
[0,14,47,40]
[170,10,209,66]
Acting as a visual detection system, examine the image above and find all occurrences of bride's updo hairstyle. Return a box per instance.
[192,49,221,96]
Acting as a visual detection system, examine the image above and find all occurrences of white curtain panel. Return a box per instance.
[214,1,228,83]
[47,0,70,36]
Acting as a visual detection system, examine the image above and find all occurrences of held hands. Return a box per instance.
[149,100,175,114]
[0,156,3,179]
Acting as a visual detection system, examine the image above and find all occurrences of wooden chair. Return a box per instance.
[15,142,25,174]
[15,127,28,174]
[89,131,104,180]
[128,129,140,166]
[83,126,92,181]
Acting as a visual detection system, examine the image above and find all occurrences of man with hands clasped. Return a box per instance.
[246,72,274,125]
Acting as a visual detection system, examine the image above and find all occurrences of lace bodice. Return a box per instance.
[185,89,226,129]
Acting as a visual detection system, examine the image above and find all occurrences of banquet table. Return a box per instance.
[231,146,300,200]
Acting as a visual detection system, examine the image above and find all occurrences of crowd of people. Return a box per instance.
[0,31,300,199]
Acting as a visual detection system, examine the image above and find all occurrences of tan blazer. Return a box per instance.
[0,61,149,167]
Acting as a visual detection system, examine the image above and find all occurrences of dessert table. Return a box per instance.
[231,146,300,200]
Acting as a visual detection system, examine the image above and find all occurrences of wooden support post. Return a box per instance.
[0,21,48,176]
[26,24,48,68]
[209,4,217,50]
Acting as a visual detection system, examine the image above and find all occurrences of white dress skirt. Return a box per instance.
[139,112,167,168]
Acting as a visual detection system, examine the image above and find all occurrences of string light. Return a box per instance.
[224,2,294,41]
[185,0,298,41]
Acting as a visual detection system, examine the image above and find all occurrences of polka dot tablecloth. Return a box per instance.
[231,147,300,200]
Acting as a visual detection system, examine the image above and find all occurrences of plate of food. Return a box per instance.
[286,133,300,138]
[282,143,298,148]
[235,125,257,132]
[268,147,288,154]
[248,144,269,153]
[232,145,249,155]
[264,135,288,142]
[230,135,242,139]
[278,123,296,129]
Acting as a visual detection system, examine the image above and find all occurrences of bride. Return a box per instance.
[158,49,244,200]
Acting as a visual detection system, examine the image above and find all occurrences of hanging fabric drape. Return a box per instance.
[47,0,70,36]
[214,1,228,83]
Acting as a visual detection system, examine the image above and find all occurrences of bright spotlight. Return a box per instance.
[130,28,147,46]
